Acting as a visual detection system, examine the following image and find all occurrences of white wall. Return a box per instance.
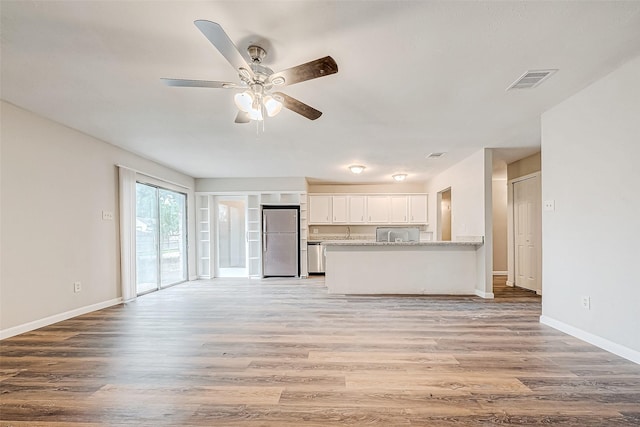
[1,101,196,334]
[196,177,307,193]
[426,149,488,241]
[425,149,493,297]
[492,178,508,272]
[541,56,640,361]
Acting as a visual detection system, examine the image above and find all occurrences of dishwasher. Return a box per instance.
[307,242,326,274]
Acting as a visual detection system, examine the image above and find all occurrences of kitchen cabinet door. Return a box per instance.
[367,196,390,223]
[409,195,428,223]
[348,196,366,223]
[309,195,332,224]
[390,196,409,223]
[332,196,348,223]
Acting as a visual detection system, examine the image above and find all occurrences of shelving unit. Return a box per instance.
[196,195,212,278]
[195,190,310,279]
[247,194,262,278]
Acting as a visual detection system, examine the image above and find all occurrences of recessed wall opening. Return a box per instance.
[437,187,452,241]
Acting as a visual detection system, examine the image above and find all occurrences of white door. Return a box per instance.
[513,176,541,292]
[367,196,390,223]
[309,195,332,224]
[409,195,428,223]
[390,196,409,223]
[348,196,366,223]
[332,196,348,223]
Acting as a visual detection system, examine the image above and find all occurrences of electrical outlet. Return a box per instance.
[74,281,82,293]
[102,210,114,220]
[544,200,555,211]
[581,296,590,310]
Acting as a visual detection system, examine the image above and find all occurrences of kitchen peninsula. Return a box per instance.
[324,240,483,295]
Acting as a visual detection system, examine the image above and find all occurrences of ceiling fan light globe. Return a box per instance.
[248,108,263,121]
[263,96,283,117]
[234,91,254,113]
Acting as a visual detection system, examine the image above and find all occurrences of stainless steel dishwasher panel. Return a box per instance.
[307,242,325,274]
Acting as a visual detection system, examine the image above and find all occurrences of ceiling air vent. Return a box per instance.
[427,152,446,159]
[507,69,557,90]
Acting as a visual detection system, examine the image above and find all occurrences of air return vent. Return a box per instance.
[507,69,557,90]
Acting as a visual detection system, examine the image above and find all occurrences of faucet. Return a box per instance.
[346,226,351,239]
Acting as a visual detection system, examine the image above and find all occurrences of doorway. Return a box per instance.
[215,196,248,277]
[511,174,541,293]
[437,188,452,241]
[135,183,188,295]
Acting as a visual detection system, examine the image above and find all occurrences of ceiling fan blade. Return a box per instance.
[269,56,338,87]
[161,78,239,89]
[234,111,250,124]
[273,92,322,120]
[194,20,255,80]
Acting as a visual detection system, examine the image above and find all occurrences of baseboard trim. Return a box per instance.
[0,298,123,340]
[493,271,508,276]
[475,290,495,299]
[506,281,514,287]
[540,315,640,365]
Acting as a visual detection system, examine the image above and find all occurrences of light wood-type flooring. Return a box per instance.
[1,276,639,426]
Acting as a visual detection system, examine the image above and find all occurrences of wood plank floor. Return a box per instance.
[1,277,639,426]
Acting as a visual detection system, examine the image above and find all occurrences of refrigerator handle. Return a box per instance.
[263,234,267,252]
[263,213,267,233]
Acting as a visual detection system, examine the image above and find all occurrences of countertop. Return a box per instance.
[323,240,482,246]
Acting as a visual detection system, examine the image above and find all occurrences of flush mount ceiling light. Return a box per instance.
[348,165,366,174]
[427,152,446,159]
[392,173,407,182]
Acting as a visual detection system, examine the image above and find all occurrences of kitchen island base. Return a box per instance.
[325,242,482,295]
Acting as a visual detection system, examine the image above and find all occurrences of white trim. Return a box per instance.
[507,171,541,185]
[116,164,191,190]
[540,315,640,365]
[475,289,495,299]
[493,270,507,275]
[0,298,123,340]
[506,280,515,287]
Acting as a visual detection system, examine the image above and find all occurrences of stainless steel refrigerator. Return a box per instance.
[262,207,299,277]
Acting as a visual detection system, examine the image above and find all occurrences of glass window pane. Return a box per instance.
[217,200,246,269]
[136,183,158,294]
[159,189,187,287]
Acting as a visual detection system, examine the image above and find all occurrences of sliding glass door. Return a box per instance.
[136,183,187,295]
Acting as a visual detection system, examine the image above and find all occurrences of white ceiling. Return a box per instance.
[2,1,640,183]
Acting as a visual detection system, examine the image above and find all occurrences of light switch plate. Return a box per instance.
[102,210,114,220]
[543,200,555,211]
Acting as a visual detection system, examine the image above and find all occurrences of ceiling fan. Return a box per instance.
[162,20,338,124]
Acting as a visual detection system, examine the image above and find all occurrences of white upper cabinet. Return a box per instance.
[332,196,348,223]
[309,195,332,224]
[367,196,390,223]
[308,193,428,225]
[409,195,428,223]
[348,196,366,223]
[390,196,409,223]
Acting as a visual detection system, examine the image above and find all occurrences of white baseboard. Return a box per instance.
[506,280,514,287]
[0,298,123,340]
[493,271,508,275]
[540,315,640,365]
[475,289,495,299]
